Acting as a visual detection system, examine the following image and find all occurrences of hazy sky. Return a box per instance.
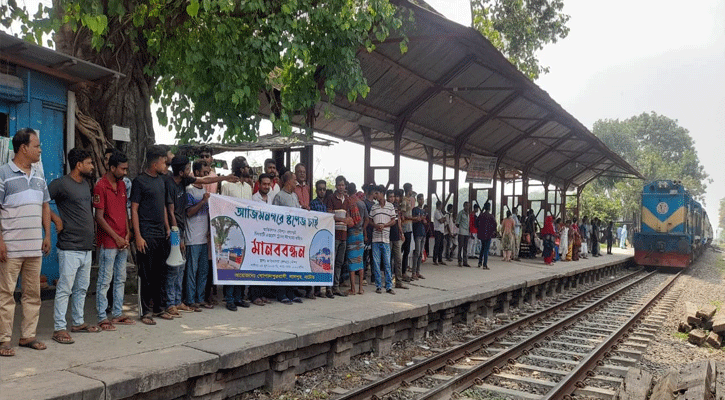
[422,0,725,220]
[140,0,722,220]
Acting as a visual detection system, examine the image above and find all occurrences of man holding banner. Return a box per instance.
[324,176,359,297]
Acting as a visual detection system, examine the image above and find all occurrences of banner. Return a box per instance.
[209,194,335,286]
[465,155,498,184]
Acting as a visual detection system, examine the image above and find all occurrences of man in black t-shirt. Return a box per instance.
[131,146,173,325]
[49,148,98,343]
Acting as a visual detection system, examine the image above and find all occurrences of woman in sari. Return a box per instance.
[571,218,581,261]
[500,211,516,262]
[541,215,557,265]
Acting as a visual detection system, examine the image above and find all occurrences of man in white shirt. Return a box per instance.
[252,174,275,204]
[221,156,252,200]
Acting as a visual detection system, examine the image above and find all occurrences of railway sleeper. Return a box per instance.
[473,383,543,400]
[546,340,595,350]
[595,364,630,378]
[536,347,588,358]
[492,372,557,391]
[512,363,569,376]
[573,385,617,400]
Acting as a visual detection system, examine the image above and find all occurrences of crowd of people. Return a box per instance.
[0,128,628,357]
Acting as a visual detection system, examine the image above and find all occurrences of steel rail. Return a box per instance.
[416,270,658,400]
[543,271,682,400]
[338,262,641,400]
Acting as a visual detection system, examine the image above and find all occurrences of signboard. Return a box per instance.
[465,155,498,184]
[209,194,335,286]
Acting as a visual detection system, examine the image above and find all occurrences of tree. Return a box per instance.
[470,0,570,80]
[2,0,408,176]
[581,112,711,222]
[210,216,239,252]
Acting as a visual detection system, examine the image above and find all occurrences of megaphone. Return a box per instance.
[166,226,185,267]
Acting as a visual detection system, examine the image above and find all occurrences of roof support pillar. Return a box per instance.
[393,119,406,191]
[361,126,373,185]
[453,150,461,212]
[498,169,506,220]
[426,146,434,212]
[561,189,567,221]
[521,169,530,213]
[442,149,447,203]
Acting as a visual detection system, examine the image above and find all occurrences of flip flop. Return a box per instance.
[98,320,117,331]
[52,331,75,344]
[71,324,101,333]
[111,316,136,325]
[0,342,15,356]
[18,339,46,350]
[155,312,174,320]
[140,315,156,325]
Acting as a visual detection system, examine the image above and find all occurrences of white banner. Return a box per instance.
[466,155,498,184]
[209,194,335,286]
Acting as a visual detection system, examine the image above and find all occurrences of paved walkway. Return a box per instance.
[0,248,633,399]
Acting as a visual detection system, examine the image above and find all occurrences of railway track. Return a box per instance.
[337,269,681,400]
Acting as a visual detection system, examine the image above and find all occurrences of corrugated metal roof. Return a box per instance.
[263,0,642,190]
[0,32,123,83]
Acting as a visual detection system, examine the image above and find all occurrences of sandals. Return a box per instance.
[0,342,15,356]
[52,330,75,344]
[111,316,136,325]
[155,311,174,320]
[71,324,101,333]
[18,339,46,350]
[200,302,214,309]
[140,315,156,325]
[252,298,265,306]
[98,320,117,331]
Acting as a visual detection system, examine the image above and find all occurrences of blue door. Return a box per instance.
[40,104,66,286]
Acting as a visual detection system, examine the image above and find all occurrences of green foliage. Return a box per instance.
[582,112,711,222]
[210,216,238,251]
[3,0,409,143]
[471,0,570,80]
[719,197,725,232]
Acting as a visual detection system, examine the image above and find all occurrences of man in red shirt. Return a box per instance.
[93,151,135,330]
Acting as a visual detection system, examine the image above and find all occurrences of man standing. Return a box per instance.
[411,194,427,280]
[220,156,253,310]
[197,146,219,194]
[271,171,304,304]
[185,160,213,311]
[456,201,471,267]
[293,163,310,210]
[50,148,99,344]
[432,200,446,265]
[221,156,253,200]
[400,183,414,281]
[253,158,280,199]
[0,128,51,356]
[131,145,172,325]
[252,173,275,204]
[94,151,134,331]
[388,190,407,290]
[166,155,236,316]
[310,180,328,213]
[324,176,358,297]
[476,202,497,269]
[370,185,396,294]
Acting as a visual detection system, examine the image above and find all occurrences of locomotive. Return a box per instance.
[633,180,712,268]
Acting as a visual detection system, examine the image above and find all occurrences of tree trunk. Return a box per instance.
[53,15,158,178]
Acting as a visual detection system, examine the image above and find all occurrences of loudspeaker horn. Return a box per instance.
[166,226,185,267]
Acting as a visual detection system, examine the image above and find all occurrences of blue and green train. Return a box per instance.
[633,180,712,268]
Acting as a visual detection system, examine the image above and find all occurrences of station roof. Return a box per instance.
[259,0,642,190]
[0,31,123,84]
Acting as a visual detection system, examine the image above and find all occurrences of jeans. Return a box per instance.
[0,257,42,342]
[402,232,412,275]
[137,237,170,316]
[412,236,424,275]
[54,250,92,331]
[433,231,444,262]
[97,247,128,322]
[333,240,346,290]
[457,235,469,263]
[478,238,492,267]
[372,242,393,290]
[185,244,209,305]
[166,263,184,308]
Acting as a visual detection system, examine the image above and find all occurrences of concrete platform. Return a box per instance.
[0,248,634,400]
